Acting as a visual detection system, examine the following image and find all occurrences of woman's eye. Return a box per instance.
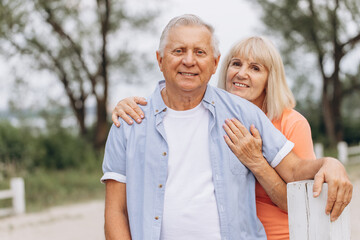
[231,61,241,67]
[252,66,260,71]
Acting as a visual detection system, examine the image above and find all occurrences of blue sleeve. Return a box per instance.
[101,123,127,183]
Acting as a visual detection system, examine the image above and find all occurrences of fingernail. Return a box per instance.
[136,119,142,123]
[313,192,319,197]
[140,114,144,119]
[129,120,133,124]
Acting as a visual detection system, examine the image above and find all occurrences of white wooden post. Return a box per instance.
[337,141,348,164]
[10,177,26,215]
[314,143,324,158]
[287,180,350,240]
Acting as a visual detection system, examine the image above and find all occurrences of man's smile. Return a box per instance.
[179,72,199,76]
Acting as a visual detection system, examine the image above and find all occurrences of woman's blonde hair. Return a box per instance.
[217,36,295,121]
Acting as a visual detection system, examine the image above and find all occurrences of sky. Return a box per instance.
[0,0,262,112]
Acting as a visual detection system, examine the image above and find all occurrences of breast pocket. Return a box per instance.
[229,153,249,175]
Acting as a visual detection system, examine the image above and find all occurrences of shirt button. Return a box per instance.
[159,184,163,188]
[155,216,159,220]
[162,152,167,156]
[211,101,215,105]
[155,109,159,113]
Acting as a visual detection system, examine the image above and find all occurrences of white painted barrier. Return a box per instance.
[337,141,348,164]
[0,177,26,216]
[337,141,360,164]
[314,141,360,164]
[287,180,351,240]
[314,143,324,158]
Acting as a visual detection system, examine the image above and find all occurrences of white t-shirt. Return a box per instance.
[160,103,221,240]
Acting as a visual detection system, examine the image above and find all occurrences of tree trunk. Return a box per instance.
[94,98,108,149]
[321,80,337,146]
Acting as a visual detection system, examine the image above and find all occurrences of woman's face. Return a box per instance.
[225,55,269,109]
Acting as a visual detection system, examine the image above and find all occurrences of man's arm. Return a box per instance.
[223,120,288,211]
[275,152,353,221]
[105,180,131,240]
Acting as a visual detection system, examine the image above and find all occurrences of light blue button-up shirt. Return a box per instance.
[102,80,294,240]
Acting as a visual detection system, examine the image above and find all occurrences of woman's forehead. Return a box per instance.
[231,52,264,64]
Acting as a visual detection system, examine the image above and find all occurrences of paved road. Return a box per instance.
[0,201,105,240]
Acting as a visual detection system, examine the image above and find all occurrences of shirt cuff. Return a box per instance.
[100,172,126,184]
[270,140,295,168]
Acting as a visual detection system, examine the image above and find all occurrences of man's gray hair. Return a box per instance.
[158,14,220,58]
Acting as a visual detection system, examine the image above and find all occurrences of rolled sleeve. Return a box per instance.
[100,172,126,183]
[101,123,127,183]
[270,140,294,168]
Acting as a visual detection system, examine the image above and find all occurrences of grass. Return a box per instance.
[1,146,358,214]
[0,167,105,213]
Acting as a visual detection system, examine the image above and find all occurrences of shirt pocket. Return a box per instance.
[229,154,249,175]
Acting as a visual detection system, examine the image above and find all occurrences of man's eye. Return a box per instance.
[174,49,182,53]
[197,50,205,55]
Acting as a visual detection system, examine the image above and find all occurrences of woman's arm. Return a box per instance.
[224,118,352,221]
[112,96,148,127]
[223,118,288,211]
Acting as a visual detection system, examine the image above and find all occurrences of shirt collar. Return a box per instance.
[151,80,168,116]
[151,80,216,115]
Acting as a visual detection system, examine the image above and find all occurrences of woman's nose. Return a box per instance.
[236,66,248,78]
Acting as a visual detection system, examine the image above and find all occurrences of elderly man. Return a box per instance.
[101,14,351,240]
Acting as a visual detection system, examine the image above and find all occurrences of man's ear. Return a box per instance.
[213,54,221,74]
[156,51,163,72]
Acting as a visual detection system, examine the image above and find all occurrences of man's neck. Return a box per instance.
[161,86,206,111]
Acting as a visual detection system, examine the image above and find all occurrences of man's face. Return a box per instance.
[157,25,220,94]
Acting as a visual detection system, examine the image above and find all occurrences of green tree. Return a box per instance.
[253,0,360,145]
[0,0,159,149]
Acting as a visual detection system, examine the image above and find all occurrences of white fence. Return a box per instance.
[314,141,360,164]
[0,177,26,217]
[288,180,351,240]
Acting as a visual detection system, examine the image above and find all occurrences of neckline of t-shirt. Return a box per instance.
[165,103,205,118]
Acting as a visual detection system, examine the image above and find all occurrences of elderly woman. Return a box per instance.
[111,36,351,240]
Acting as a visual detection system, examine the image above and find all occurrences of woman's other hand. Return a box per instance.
[112,96,147,127]
[223,118,266,170]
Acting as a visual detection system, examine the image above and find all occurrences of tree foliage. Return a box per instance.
[0,0,159,149]
[253,0,360,145]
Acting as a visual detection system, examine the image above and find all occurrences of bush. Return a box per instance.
[31,131,99,170]
[0,121,100,173]
[0,121,32,167]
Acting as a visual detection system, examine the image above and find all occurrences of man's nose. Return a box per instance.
[182,51,196,66]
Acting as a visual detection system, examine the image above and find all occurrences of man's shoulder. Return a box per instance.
[208,85,257,109]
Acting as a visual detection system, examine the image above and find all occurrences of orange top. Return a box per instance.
[256,109,316,240]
